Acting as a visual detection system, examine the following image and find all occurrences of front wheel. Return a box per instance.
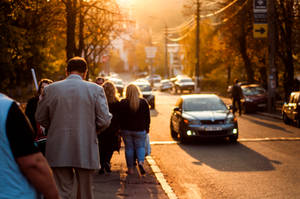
[170,124,177,139]
[283,113,290,124]
[296,119,300,128]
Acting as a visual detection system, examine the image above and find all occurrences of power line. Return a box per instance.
[167,24,196,42]
[210,0,249,26]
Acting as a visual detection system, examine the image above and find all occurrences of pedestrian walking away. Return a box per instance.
[98,81,121,174]
[0,93,59,199]
[35,56,112,199]
[231,79,243,116]
[119,84,150,175]
[25,78,53,155]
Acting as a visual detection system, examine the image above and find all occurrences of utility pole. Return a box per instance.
[195,0,200,93]
[268,0,276,113]
[164,23,169,79]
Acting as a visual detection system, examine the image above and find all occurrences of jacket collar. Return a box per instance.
[66,74,83,80]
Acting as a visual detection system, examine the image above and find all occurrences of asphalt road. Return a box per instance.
[149,91,300,199]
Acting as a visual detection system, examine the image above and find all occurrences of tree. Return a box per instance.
[275,0,300,100]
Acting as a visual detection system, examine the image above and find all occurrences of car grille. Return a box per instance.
[201,120,225,124]
[196,130,228,137]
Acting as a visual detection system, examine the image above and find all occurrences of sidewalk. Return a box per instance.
[93,148,169,199]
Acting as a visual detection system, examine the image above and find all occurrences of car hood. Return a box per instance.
[182,111,230,120]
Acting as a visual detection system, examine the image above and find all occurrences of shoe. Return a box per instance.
[98,169,105,175]
[126,168,134,175]
[105,166,111,173]
[138,162,146,175]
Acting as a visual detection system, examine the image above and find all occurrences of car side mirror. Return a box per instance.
[228,104,233,110]
[173,107,181,112]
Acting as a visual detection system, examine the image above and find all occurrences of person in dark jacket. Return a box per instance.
[120,84,150,175]
[25,78,53,154]
[25,78,53,135]
[98,81,121,174]
[231,79,243,116]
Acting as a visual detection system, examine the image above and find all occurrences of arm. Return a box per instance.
[6,102,59,199]
[16,153,60,199]
[143,99,151,133]
[95,87,112,132]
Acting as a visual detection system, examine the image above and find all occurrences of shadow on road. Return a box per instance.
[178,139,278,172]
[242,114,294,134]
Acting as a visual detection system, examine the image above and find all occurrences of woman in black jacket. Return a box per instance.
[120,84,150,175]
[98,81,121,174]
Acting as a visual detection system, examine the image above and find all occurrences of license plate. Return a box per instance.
[205,127,222,131]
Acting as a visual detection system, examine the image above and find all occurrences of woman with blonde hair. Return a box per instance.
[120,84,150,175]
[98,81,121,174]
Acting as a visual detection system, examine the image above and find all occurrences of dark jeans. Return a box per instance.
[232,98,242,115]
[99,147,113,171]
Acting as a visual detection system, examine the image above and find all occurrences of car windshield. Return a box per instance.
[137,84,151,92]
[242,86,266,96]
[183,97,227,112]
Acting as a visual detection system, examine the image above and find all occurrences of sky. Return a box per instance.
[117,0,187,32]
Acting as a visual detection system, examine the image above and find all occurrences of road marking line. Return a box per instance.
[146,156,178,199]
[149,137,300,145]
[150,141,178,145]
[239,137,300,142]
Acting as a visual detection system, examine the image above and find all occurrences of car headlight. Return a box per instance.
[225,115,236,124]
[245,97,253,102]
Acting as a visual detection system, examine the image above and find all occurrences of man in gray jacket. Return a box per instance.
[36,57,112,199]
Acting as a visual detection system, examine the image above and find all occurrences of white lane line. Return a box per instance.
[146,156,178,199]
[239,137,300,142]
[150,141,179,145]
[150,137,300,145]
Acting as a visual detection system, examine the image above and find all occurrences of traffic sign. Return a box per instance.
[101,54,109,63]
[145,46,157,58]
[254,0,267,12]
[254,13,267,23]
[253,24,268,38]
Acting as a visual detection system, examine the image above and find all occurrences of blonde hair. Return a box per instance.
[103,81,119,104]
[125,84,142,112]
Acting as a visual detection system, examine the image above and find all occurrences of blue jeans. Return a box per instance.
[121,130,146,168]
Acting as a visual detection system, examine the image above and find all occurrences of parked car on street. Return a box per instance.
[159,79,173,92]
[132,80,155,109]
[170,94,239,143]
[240,84,267,113]
[282,91,300,127]
[145,74,161,84]
[173,76,195,94]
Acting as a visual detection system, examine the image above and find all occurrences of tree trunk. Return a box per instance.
[65,0,77,60]
[239,34,254,83]
[77,0,84,57]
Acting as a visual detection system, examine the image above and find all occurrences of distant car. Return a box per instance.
[173,77,195,94]
[106,77,124,96]
[170,94,239,143]
[145,74,161,84]
[159,79,173,92]
[240,84,267,113]
[132,81,155,109]
[282,91,300,127]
